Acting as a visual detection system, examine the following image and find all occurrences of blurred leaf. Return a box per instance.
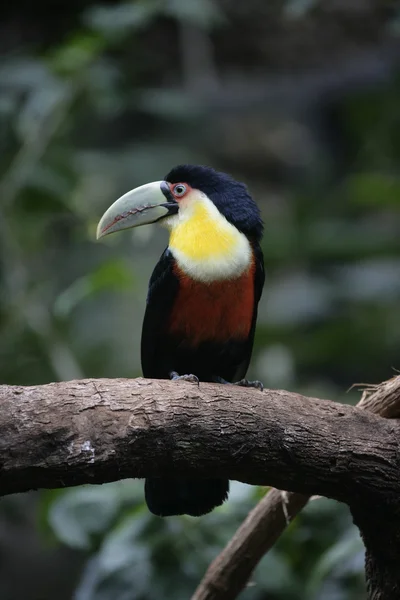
[84,2,160,39]
[74,516,152,600]
[0,58,54,90]
[26,162,77,201]
[335,259,400,302]
[135,89,204,119]
[54,259,134,318]
[345,172,400,207]
[165,0,226,29]
[48,486,122,550]
[90,259,134,291]
[16,81,68,141]
[256,548,298,595]
[49,33,106,75]
[305,529,364,597]
[37,488,69,542]
[388,8,400,36]
[284,0,319,19]
[85,60,124,117]
[48,481,143,551]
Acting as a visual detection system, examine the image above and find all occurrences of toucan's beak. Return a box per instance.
[96,181,178,240]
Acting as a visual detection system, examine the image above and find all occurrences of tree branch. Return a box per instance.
[192,375,400,600]
[192,488,310,600]
[0,377,399,501]
[357,375,400,417]
[1,377,400,599]
[0,379,400,504]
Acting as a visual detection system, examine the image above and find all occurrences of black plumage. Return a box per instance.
[142,165,265,517]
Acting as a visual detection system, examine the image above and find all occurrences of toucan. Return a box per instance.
[97,164,265,517]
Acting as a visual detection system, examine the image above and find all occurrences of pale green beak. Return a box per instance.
[96,180,178,240]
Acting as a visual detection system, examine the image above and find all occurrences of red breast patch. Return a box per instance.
[167,259,255,346]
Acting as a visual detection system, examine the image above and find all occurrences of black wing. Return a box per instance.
[140,248,180,378]
[141,244,265,381]
[252,241,265,305]
[233,241,265,380]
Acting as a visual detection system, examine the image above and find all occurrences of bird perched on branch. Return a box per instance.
[97,164,265,517]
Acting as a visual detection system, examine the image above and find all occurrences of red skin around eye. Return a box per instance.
[169,182,192,200]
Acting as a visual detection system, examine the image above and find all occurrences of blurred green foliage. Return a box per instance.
[0,0,399,599]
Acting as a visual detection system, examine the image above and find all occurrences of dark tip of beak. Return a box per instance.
[159,181,179,217]
[160,181,175,203]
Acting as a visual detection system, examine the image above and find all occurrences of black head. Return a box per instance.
[165,164,263,242]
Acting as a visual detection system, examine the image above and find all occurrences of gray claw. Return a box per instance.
[212,375,229,385]
[235,378,264,391]
[170,371,200,386]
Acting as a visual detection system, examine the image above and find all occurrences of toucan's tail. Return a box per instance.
[144,477,229,517]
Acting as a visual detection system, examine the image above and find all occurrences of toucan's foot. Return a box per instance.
[212,375,229,385]
[170,371,199,385]
[235,378,264,391]
[212,375,264,391]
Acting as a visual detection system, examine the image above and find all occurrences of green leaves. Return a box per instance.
[54,259,134,319]
[345,172,400,207]
[84,2,160,40]
[75,518,153,600]
[49,487,123,550]
[47,481,144,551]
[49,33,106,75]
[284,0,319,19]
[306,529,364,597]
[41,482,367,600]
[164,0,225,29]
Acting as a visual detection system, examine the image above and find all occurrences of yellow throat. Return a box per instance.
[169,202,239,260]
[165,196,252,282]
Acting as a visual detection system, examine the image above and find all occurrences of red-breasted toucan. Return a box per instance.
[97,164,265,517]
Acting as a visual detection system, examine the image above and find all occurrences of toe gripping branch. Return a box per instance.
[170,372,264,391]
[213,375,264,391]
[170,371,200,385]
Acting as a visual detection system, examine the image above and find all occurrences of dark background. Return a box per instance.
[0,1,399,599]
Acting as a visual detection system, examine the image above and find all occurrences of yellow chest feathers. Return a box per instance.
[165,197,252,282]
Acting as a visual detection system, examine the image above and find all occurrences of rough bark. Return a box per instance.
[1,376,400,599]
[0,377,399,500]
[193,375,400,600]
[357,376,400,418]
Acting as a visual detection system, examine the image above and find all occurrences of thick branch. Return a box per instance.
[193,375,400,600]
[357,375,400,417]
[1,377,400,599]
[0,378,399,506]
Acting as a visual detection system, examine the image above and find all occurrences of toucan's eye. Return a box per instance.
[172,184,187,197]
